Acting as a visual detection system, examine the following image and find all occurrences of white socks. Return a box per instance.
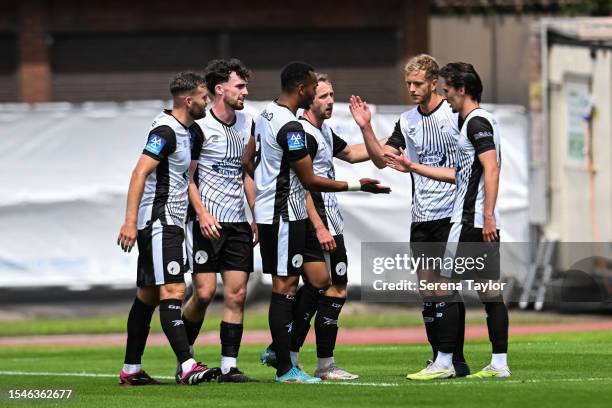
[181,358,197,374]
[491,353,508,368]
[434,352,453,369]
[290,351,300,367]
[317,357,335,370]
[221,356,237,374]
[122,364,141,374]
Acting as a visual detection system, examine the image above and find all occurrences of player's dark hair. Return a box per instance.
[280,61,315,92]
[169,72,205,96]
[204,58,251,94]
[440,62,483,103]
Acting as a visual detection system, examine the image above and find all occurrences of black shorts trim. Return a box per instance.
[186,221,253,273]
[410,217,452,243]
[258,219,307,277]
[442,223,501,280]
[136,220,187,287]
[304,227,349,285]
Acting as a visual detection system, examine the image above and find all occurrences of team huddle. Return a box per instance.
[116,54,509,385]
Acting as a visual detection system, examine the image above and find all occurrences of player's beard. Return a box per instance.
[189,103,207,120]
[300,94,315,110]
[227,96,245,111]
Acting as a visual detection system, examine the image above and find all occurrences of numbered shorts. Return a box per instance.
[303,225,348,285]
[136,220,187,287]
[185,220,253,273]
[258,219,307,277]
[441,223,501,280]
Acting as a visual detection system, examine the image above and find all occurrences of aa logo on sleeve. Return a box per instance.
[287,131,305,151]
[145,134,167,155]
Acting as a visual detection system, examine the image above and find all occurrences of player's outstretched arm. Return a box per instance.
[479,150,500,242]
[349,95,398,168]
[305,191,336,252]
[117,155,159,252]
[336,137,389,164]
[384,147,456,184]
[291,155,390,194]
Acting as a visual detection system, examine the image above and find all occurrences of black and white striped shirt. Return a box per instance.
[138,110,202,229]
[194,110,253,223]
[386,100,460,222]
[254,101,309,224]
[453,108,502,228]
[300,117,347,236]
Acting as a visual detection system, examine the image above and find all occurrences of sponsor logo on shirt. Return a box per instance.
[421,151,446,166]
[211,161,242,176]
[474,131,493,140]
[145,134,166,155]
[287,131,305,151]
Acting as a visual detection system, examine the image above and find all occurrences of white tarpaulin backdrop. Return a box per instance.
[0,101,528,289]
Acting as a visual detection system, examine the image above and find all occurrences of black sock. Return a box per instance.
[434,295,459,354]
[484,297,509,353]
[422,301,438,361]
[124,297,156,365]
[159,299,192,364]
[181,313,204,346]
[453,300,466,363]
[290,284,321,352]
[269,292,295,376]
[314,295,345,358]
[220,321,243,358]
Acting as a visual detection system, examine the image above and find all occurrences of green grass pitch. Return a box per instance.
[1,331,611,408]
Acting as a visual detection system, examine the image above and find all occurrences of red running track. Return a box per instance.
[1,320,611,347]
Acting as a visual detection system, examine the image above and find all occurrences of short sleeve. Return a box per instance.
[142,125,176,161]
[331,129,348,157]
[385,120,406,150]
[276,120,309,162]
[466,117,496,155]
[189,123,204,160]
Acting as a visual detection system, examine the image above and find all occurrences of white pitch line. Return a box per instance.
[407,377,612,386]
[0,371,397,387]
[0,371,174,380]
[0,371,610,387]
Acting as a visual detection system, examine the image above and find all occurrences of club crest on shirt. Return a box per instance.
[287,131,305,151]
[261,110,273,121]
[145,134,166,155]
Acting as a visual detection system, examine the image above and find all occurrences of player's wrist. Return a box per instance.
[313,223,326,231]
[346,179,361,191]
[124,216,137,225]
[359,121,372,131]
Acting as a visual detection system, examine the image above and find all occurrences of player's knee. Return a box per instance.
[136,287,160,306]
[159,282,186,300]
[419,289,435,299]
[225,286,247,311]
[479,289,502,302]
[326,284,347,298]
[272,277,298,296]
[194,286,215,306]
[434,288,456,298]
